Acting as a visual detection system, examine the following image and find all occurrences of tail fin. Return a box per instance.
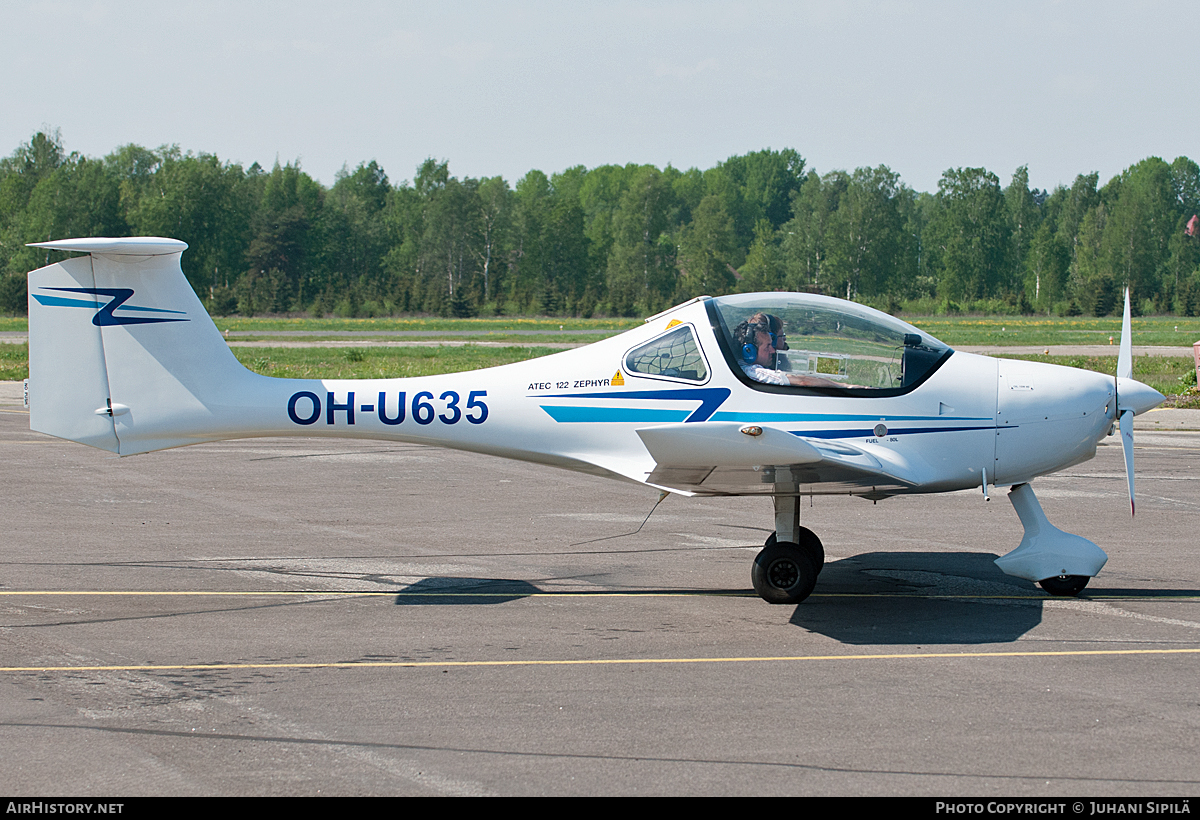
[27,237,259,454]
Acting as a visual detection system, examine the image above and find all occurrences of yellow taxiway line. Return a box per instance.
[2,647,1199,674]
[0,589,1197,601]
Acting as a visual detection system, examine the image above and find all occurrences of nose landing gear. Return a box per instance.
[996,483,1106,597]
[1038,574,1090,596]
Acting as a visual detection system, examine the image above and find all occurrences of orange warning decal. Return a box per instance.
[611,370,625,386]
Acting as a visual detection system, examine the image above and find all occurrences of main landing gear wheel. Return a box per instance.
[764,528,825,570]
[752,542,820,605]
[1038,574,1090,596]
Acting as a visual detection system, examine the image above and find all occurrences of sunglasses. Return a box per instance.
[758,329,786,347]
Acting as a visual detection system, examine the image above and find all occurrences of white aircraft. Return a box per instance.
[24,237,1166,604]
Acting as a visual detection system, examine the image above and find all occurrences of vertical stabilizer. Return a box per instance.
[26,238,261,454]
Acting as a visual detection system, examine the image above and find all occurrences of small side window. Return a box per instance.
[625,325,708,382]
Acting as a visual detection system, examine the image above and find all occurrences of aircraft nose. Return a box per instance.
[994,358,1115,485]
[1117,377,1166,416]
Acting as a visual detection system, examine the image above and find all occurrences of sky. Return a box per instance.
[3,0,1196,195]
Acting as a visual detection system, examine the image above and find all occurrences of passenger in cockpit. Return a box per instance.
[734,314,842,388]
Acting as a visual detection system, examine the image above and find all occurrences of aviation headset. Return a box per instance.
[739,316,780,363]
[741,331,764,363]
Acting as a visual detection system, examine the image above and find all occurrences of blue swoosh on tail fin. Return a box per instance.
[35,287,188,325]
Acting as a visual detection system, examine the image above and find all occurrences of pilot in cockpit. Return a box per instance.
[734,313,842,388]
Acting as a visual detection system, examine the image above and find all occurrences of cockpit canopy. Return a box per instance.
[707,293,952,394]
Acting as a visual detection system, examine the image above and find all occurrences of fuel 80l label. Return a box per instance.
[288,390,488,426]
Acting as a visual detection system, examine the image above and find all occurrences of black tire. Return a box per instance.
[752,542,819,605]
[765,528,824,570]
[1038,574,1090,596]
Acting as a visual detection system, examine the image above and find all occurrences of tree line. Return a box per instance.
[2,130,1198,318]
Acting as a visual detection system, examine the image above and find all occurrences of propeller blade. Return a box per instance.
[1120,408,1135,516]
[1117,287,1132,381]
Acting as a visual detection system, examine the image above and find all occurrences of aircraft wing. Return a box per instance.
[635,422,918,497]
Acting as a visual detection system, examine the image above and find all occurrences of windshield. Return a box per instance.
[707,293,952,394]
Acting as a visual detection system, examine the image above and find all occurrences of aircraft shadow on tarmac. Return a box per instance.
[389,554,1195,645]
[394,577,541,605]
[790,551,1048,645]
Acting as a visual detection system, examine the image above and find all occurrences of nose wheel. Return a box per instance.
[752,529,825,605]
[1038,574,1090,596]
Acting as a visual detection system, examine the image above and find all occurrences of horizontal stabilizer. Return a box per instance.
[28,237,188,256]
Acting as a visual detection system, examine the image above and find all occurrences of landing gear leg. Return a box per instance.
[774,494,802,547]
[767,495,824,568]
[753,496,825,604]
[995,482,1107,596]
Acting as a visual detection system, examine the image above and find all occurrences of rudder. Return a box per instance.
[27,252,120,451]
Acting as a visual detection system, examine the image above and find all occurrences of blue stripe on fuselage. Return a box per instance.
[710,412,991,422]
[792,425,994,439]
[539,406,691,423]
[537,388,730,423]
[536,389,999,435]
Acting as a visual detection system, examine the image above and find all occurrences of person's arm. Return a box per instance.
[785,373,843,387]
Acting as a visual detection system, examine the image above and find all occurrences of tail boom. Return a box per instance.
[24,238,648,484]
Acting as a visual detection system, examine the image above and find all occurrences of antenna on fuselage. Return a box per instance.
[569,491,671,547]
